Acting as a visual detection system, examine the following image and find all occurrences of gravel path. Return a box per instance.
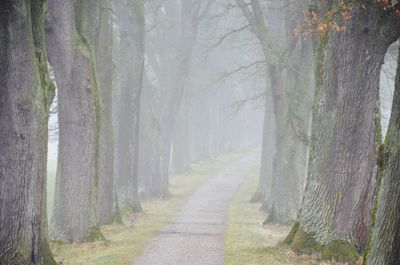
[132,153,260,265]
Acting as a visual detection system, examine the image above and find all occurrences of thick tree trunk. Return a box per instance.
[95,0,115,225]
[46,0,103,242]
[79,0,115,225]
[114,0,144,211]
[286,3,400,258]
[365,47,400,265]
[0,1,56,264]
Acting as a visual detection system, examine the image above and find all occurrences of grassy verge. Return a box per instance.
[224,170,323,265]
[50,151,246,265]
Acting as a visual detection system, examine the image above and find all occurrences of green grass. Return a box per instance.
[224,170,323,265]
[49,151,247,265]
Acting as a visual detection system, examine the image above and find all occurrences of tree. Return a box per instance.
[46,0,104,242]
[141,0,213,197]
[235,0,313,223]
[91,0,115,225]
[158,0,213,196]
[285,1,400,261]
[0,0,56,263]
[114,0,145,211]
[75,0,116,225]
[364,46,400,265]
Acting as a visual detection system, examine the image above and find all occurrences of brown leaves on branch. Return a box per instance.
[293,0,400,39]
[293,0,351,39]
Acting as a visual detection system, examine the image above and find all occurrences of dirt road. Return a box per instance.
[132,153,260,265]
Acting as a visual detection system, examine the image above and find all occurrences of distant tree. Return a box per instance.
[91,0,115,225]
[285,1,400,260]
[235,0,313,223]
[46,0,104,242]
[113,0,145,211]
[0,0,56,263]
[141,0,213,197]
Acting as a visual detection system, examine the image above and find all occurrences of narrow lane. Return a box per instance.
[132,153,260,265]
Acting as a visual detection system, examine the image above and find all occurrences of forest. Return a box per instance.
[1,0,400,265]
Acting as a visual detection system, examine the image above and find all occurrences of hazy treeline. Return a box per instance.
[2,0,400,265]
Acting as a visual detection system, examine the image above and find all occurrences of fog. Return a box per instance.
[2,1,400,264]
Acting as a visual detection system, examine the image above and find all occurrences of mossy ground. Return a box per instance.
[287,225,361,265]
[224,170,346,265]
[47,151,247,265]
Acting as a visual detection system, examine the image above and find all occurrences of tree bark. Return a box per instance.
[365,46,400,265]
[96,0,115,225]
[287,2,400,255]
[0,1,56,264]
[46,0,103,242]
[114,0,144,211]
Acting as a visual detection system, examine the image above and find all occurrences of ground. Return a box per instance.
[225,170,349,265]
[48,151,248,265]
[49,150,345,265]
[132,153,260,265]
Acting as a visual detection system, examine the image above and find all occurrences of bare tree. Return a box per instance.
[235,0,313,223]
[141,0,213,197]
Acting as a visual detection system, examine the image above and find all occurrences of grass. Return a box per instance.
[49,151,247,265]
[224,170,325,265]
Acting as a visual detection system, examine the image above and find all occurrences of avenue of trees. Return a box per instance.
[1,0,400,265]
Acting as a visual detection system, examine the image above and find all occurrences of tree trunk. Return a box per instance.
[79,0,115,225]
[171,92,192,174]
[156,0,205,197]
[46,0,103,242]
[250,91,275,203]
[114,0,144,211]
[235,0,310,220]
[95,0,115,225]
[138,77,164,198]
[286,3,400,259]
[261,64,289,216]
[364,47,400,265]
[0,1,56,264]
[265,34,314,223]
